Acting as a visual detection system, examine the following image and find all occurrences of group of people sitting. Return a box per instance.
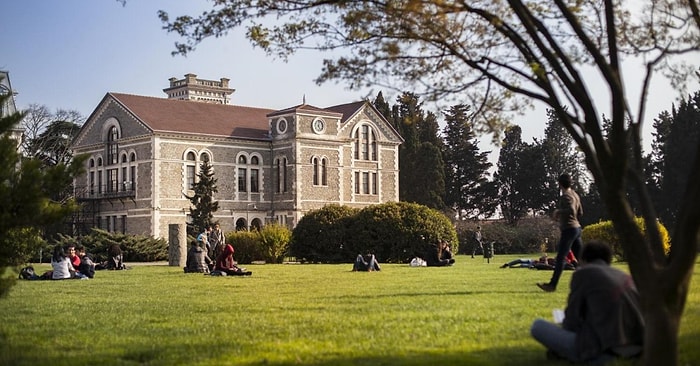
[29,243,126,280]
[184,223,251,276]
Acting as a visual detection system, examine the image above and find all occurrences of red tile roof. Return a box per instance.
[110,93,275,140]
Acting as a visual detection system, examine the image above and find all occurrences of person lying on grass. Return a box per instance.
[500,251,577,270]
[352,253,381,272]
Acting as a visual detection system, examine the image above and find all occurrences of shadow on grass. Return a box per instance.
[0,331,613,366]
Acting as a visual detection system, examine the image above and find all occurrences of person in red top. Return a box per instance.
[214,244,252,276]
[67,245,81,270]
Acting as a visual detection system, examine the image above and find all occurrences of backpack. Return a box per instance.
[19,266,39,280]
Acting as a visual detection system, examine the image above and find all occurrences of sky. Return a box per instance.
[2,0,698,161]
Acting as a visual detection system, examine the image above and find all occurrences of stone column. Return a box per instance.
[168,223,187,267]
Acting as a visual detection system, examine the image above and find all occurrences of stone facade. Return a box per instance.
[70,77,403,239]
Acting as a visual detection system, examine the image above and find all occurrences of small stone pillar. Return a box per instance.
[168,223,187,267]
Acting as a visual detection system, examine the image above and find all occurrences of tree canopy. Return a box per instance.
[159,1,700,364]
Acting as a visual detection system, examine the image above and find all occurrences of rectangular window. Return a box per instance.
[238,168,247,192]
[107,169,118,193]
[121,215,127,234]
[354,171,360,194]
[89,171,95,195]
[186,165,195,189]
[362,172,370,194]
[283,162,288,192]
[121,167,127,191]
[130,166,136,191]
[98,172,103,194]
[372,172,377,195]
[276,160,281,193]
[250,169,259,193]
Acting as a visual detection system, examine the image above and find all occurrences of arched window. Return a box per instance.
[107,126,119,165]
[237,153,262,193]
[186,151,196,189]
[312,156,328,186]
[353,124,378,161]
[312,157,319,186]
[275,157,288,193]
[128,152,137,192]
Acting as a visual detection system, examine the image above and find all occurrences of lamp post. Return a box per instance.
[246,203,257,231]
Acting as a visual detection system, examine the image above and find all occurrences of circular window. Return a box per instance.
[312,118,325,134]
[277,118,288,134]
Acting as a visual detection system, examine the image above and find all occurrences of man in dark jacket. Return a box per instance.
[530,240,645,363]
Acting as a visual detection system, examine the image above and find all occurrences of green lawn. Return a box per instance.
[1,255,698,366]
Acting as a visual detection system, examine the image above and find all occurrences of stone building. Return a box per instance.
[0,70,24,148]
[70,74,403,239]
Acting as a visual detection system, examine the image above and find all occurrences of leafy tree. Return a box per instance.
[442,104,495,219]
[495,125,547,224]
[539,109,586,210]
[185,159,219,236]
[0,87,86,297]
[160,2,700,363]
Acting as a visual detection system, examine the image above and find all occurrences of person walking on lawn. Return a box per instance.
[538,173,583,292]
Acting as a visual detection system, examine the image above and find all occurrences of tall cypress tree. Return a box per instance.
[660,91,700,225]
[442,104,495,219]
[186,159,219,236]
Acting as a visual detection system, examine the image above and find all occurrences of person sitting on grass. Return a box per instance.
[50,244,75,280]
[425,240,455,267]
[214,244,252,276]
[352,252,381,272]
[184,240,212,274]
[75,245,96,279]
[530,240,644,364]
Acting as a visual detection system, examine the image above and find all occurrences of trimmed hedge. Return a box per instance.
[289,202,457,263]
[582,217,671,260]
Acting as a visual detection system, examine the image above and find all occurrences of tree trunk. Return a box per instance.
[641,293,681,365]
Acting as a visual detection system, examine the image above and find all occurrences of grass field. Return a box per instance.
[1,254,698,366]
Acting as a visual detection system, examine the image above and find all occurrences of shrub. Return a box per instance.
[225,231,260,264]
[347,202,458,263]
[582,217,671,260]
[257,224,292,263]
[52,229,168,263]
[290,202,457,263]
[289,205,359,263]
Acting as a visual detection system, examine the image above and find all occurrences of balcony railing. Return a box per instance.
[76,182,135,200]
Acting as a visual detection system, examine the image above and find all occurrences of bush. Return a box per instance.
[51,229,168,263]
[347,202,457,263]
[288,205,359,263]
[582,217,671,260]
[225,231,259,264]
[290,202,457,263]
[257,224,292,263]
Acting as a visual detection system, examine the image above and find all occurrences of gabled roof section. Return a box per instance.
[267,103,343,119]
[324,101,367,123]
[326,100,404,142]
[110,93,274,139]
